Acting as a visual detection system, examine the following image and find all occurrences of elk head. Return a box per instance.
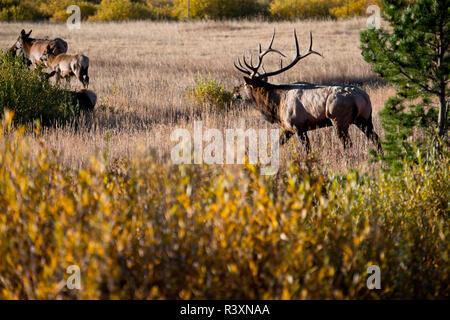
[233,29,322,103]
[9,29,30,54]
[16,29,32,50]
[40,43,56,65]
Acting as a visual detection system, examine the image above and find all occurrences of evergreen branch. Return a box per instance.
[380,44,441,95]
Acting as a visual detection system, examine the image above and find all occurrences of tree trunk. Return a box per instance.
[437,92,448,138]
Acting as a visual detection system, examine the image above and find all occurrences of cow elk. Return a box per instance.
[41,43,90,89]
[233,30,383,154]
[11,29,68,67]
[71,89,97,111]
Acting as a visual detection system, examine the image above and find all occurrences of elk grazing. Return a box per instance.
[70,89,97,111]
[11,29,68,67]
[40,43,90,89]
[233,30,383,154]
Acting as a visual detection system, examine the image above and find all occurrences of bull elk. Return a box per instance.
[233,30,383,154]
[40,43,90,89]
[10,29,68,67]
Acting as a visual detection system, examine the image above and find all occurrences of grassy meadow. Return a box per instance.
[1,18,393,173]
[0,19,448,299]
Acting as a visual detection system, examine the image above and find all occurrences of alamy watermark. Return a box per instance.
[170,121,280,175]
[66,5,81,30]
[366,265,381,290]
[66,264,81,290]
[366,5,381,30]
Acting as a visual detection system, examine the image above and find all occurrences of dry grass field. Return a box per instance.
[0,18,395,174]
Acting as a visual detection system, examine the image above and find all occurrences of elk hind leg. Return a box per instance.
[355,117,383,154]
[82,67,89,89]
[77,66,89,89]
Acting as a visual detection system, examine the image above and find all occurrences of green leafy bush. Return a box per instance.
[0,52,76,124]
[186,74,234,111]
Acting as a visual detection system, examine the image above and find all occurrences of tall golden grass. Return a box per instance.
[1,19,393,173]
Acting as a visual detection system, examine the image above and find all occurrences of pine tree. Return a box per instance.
[360,0,449,167]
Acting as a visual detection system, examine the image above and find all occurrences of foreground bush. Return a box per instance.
[0,114,448,299]
[0,52,77,124]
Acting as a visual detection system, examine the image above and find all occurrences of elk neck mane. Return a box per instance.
[249,83,283,124]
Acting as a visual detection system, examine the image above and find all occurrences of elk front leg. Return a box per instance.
[298,131,311,153]
[46,71,56,80]
[336,125,352,149]
[280,130,294,145]
[55,73,62,86]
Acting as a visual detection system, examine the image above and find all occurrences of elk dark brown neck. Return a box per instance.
[21,38,34,54]
[251,86,282,124]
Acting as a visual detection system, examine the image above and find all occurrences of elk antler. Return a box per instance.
[234,29,286,78]
[234,30,322,81]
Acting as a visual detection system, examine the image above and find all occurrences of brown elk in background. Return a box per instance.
[41,43,90,89]
[233,30,383,154]
[10,29,68,67]
[71,89,97,111]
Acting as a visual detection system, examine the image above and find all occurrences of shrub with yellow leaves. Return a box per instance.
[0,113,448,299]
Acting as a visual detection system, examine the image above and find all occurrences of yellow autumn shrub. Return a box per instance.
[330,0,382,18]
[269,0,341,20]
[88,0,156,22]
[0,0,44,21]
[0,113,448,299]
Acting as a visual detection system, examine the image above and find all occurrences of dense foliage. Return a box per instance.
[269,0,339,20]
[0,113,448,299]
[0,52,77,124]
[361,0,449,168]
[0,0,383,21]
[186,74,234,111]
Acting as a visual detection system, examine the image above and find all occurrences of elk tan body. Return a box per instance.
[234,30,382,153]
[42,48,90,89]
[11,30,67,67]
